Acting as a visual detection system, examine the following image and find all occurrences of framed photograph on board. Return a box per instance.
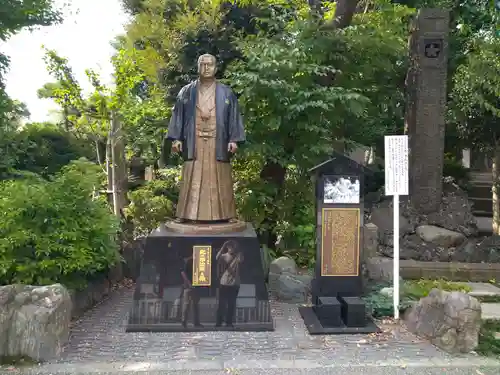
[323,175,360,204]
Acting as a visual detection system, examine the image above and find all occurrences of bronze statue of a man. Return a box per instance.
[167,54,245,223]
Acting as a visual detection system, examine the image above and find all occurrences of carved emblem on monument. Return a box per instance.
[423,39,442,59]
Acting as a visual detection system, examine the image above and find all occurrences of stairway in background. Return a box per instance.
[469,172,493,235]
[469,172,493,217]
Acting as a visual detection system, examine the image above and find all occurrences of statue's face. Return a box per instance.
[198,55,216,79]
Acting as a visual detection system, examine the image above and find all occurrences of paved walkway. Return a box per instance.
[3,286,500,375]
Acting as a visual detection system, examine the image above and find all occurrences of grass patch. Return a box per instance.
[0,356,38,366]
[363,279,471,318]
[477,320,500,357]
[403,279,472,299]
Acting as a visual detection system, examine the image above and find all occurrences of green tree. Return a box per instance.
[451,37,500,233]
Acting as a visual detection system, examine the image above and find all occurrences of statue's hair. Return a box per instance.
[197,53,217,67]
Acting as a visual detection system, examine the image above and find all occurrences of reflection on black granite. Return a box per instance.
[127,226,273,332]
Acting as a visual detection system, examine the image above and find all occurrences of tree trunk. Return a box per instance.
[492,143,500,235]
[325,0,360,29]
[106,133,113,207]
[110,113,128,217]
[259,161,287,249]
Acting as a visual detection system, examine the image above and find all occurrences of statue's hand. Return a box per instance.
[228,142,238,153]
[172,140,183,153]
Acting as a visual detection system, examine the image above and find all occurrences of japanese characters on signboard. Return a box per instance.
[192,245,211,286]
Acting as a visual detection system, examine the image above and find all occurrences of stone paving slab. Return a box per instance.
[2,286,500,374]
[467,283,500,297]
[481,303,500,320]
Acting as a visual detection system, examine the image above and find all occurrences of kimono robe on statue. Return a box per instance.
[167,80,245,221]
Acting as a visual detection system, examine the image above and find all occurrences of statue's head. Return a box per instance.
[197,54,217,79]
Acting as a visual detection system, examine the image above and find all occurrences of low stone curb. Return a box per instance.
[366,257,500,282]
[6,356,500,374]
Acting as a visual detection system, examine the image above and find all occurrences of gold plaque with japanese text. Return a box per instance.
[321,208,360,277]
[192,245,212,286]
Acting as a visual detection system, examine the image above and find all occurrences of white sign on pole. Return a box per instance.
[383,135,409,320]
[384,135,409,196]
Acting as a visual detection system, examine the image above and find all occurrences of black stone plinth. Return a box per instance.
[314,297,341,327]
[339,296,366,327]
[126,223,274,332]
[299,305,379,335]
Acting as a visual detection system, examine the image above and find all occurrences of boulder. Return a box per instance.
[269,256,298,275]
[451,236,500,263]
[405,289,481,353]
[370,200,414,246]
[403,182,478,237]
[416,225,466,248]
[270,273,309,303]
[268,256,311,302]
[0,284,72,362]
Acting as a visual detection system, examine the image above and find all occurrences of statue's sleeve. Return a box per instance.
[166,87,186,141]
[228,91,245,144]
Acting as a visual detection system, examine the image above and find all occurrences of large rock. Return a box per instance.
[405,289,481,353]
[269,256,297,275]
[0,284,72,362]
[416,225,466,248]
[404,181,478,237]
[451,235,500,263]
[370,200,414,246]
[270,273,309,302]
[268,256,311,302]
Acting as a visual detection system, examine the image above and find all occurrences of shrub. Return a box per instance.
[443,153,470,187]
[0,158,120,289]
[13,123,95,178]
[124,167,180,238]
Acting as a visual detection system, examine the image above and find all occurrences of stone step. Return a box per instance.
[475,216,493,233]
[469,184,492,200]
[467,282,500,298]
[470,197,493,213]
[481,303,500,321]
[474,210,493,219]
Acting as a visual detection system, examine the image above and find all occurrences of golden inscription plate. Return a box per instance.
[321,208,360,277]
[192,245,212,286]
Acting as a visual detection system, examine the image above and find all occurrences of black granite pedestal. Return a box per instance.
[299,154,379,335]
[126,223,274,332]
[299,296,378,335]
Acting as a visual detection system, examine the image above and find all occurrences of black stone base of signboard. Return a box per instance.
[314,297,341,327]
[126,223,274,333]
[298,306,379,335]
[339,296,366,327]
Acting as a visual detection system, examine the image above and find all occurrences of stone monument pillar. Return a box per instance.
[405,9,449,214]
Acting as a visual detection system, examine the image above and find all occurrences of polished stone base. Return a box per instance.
[126,223,274,332]
[299,304,379,335]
